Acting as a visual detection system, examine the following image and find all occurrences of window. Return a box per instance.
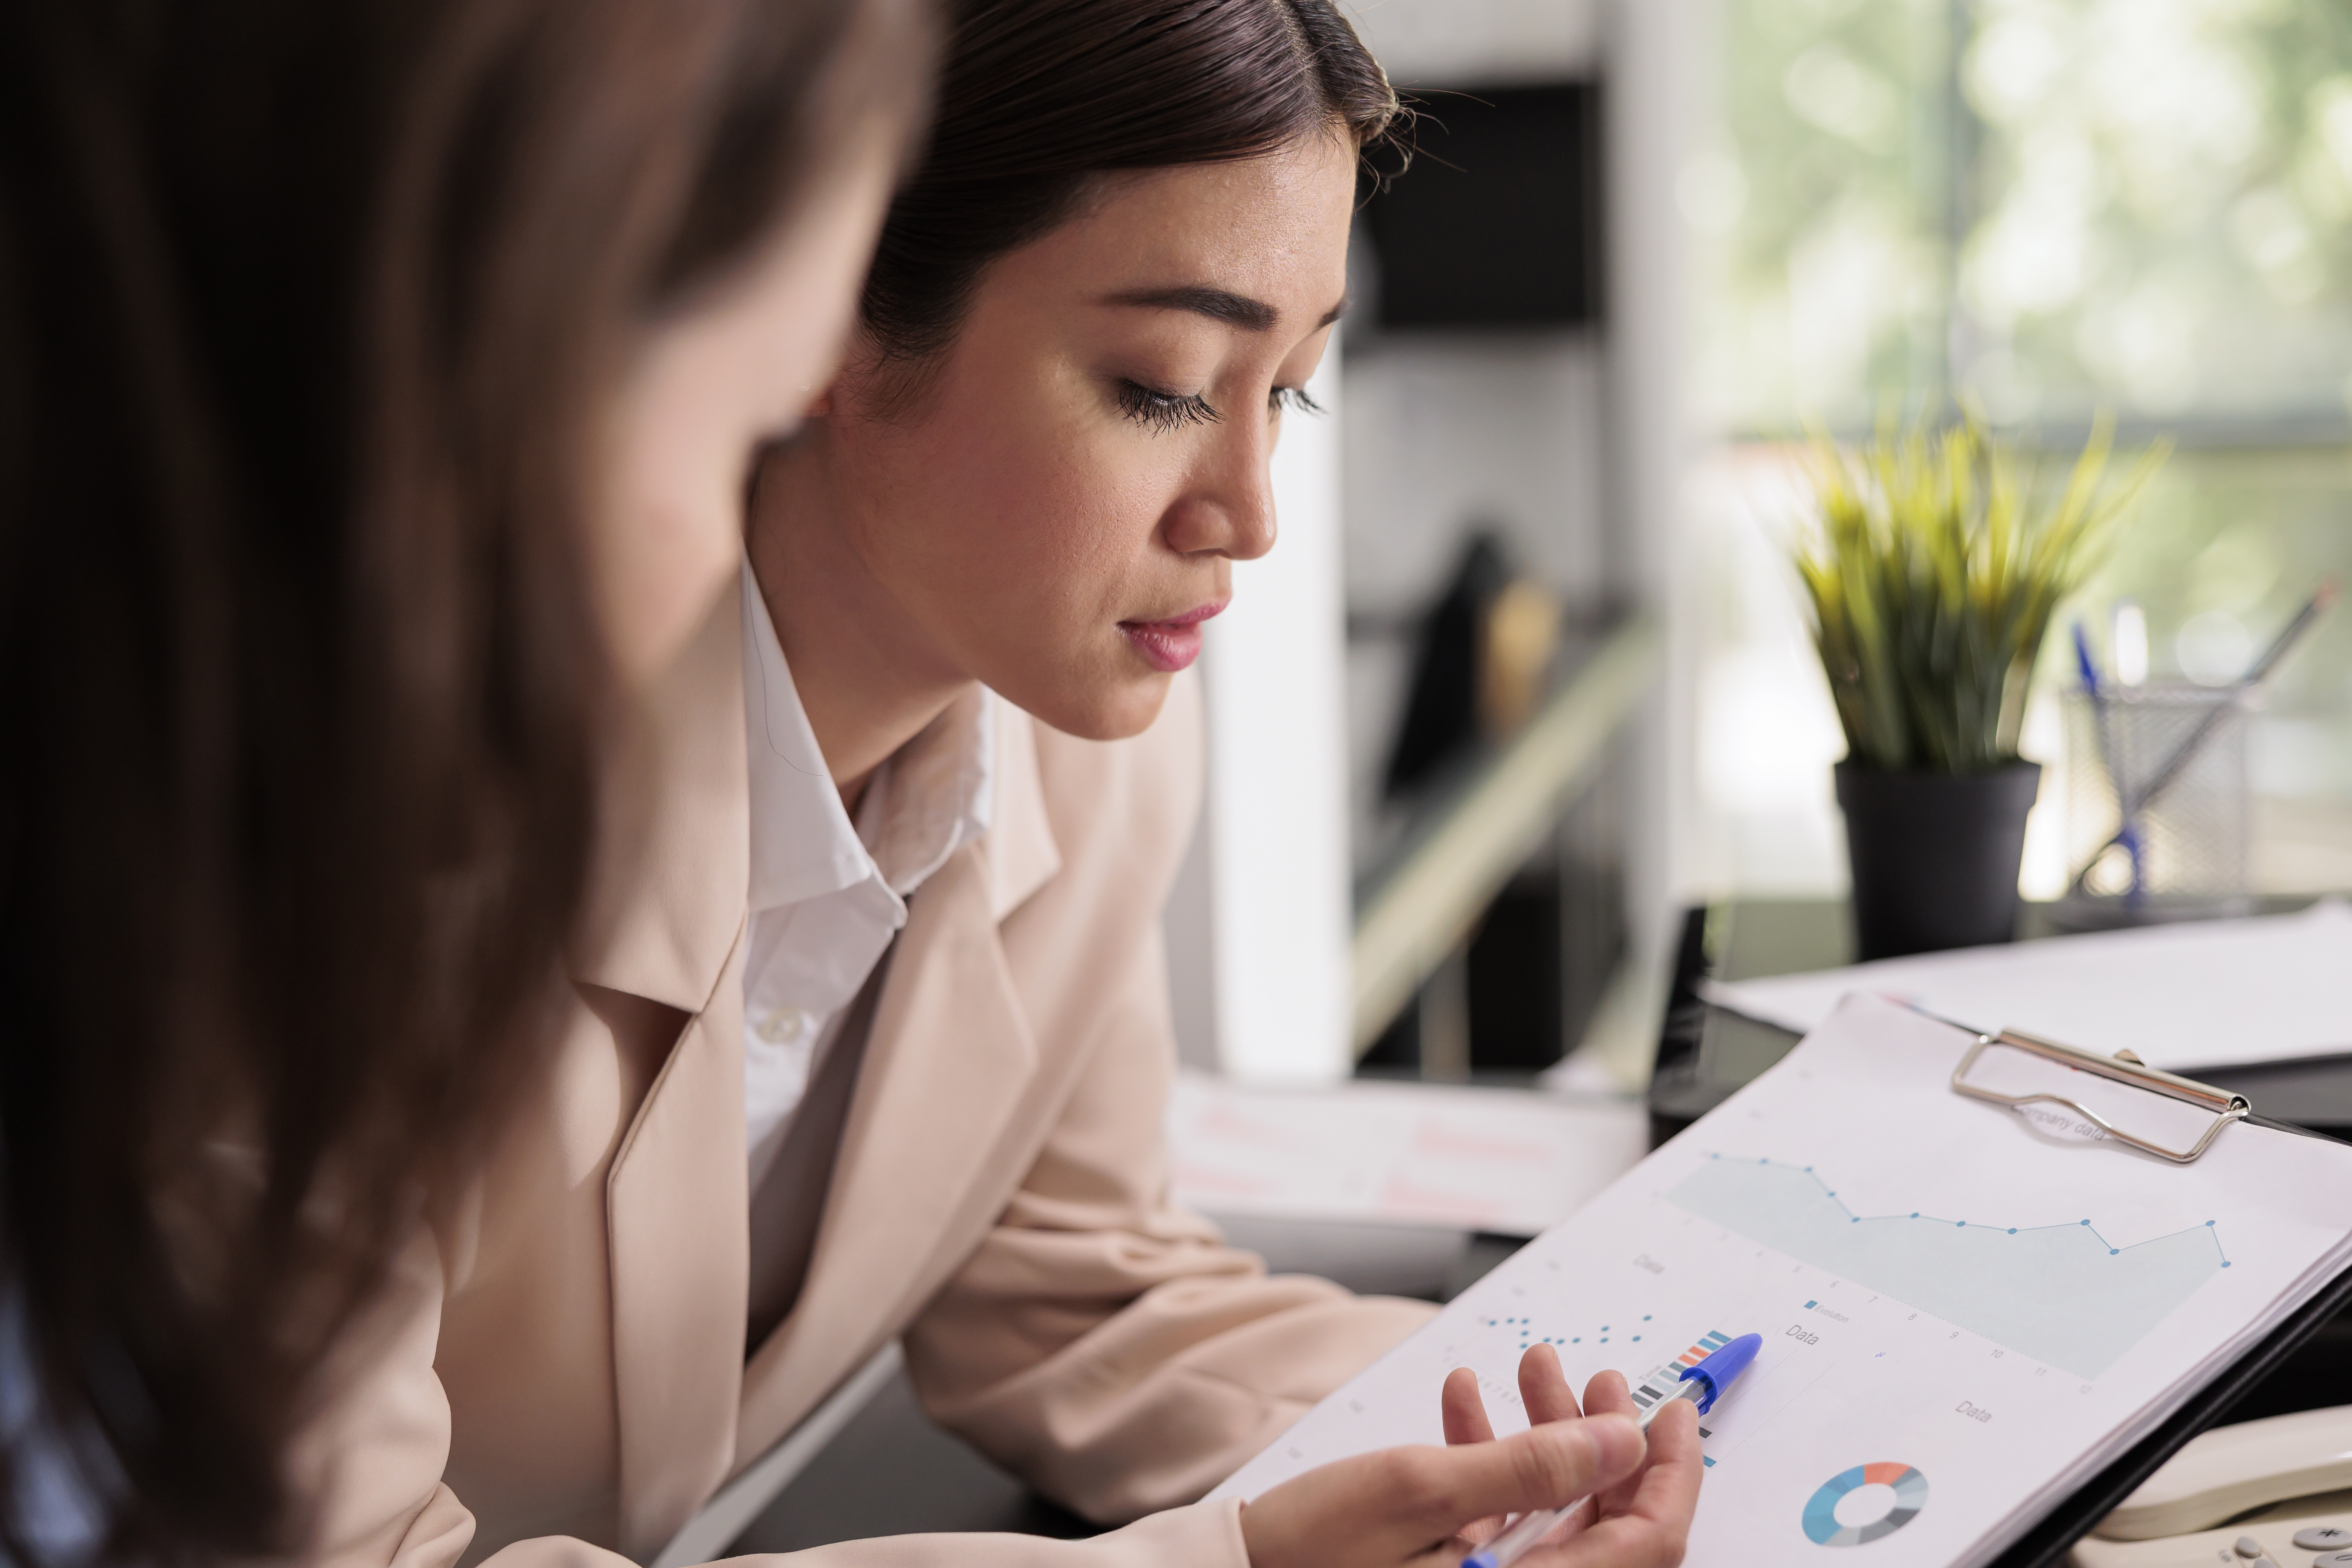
[1691,0,2352,897]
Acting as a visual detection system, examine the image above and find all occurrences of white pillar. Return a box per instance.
[1606,0,1701,983]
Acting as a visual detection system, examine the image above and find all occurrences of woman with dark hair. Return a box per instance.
[0,0,925,1562]
[718,1,1706,1566]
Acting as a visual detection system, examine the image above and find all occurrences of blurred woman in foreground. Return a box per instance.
[0,0,927,1560]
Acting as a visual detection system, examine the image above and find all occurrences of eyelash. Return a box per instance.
[1115,381,1220,434]
[1115,380,1328,434]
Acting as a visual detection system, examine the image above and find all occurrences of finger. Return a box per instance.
[1443,1366,1496,1446]
[1631,1400,1705,1525]
[1386,1413,1646,1547]
[1519,1345,1583,1425]
[1580,1371,1643,1515]
[1552,1401,1705,1568]
[1506,1347,1601,1537]
[1580,1367,1634,1419]
[1240,1415,1649,1568]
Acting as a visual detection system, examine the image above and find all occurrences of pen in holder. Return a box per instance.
[2058,682,2252,929]
[2059,583,2332,929]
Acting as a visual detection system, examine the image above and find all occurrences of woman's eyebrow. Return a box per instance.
[1102,284,1350,332]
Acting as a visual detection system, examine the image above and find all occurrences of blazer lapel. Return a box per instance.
[606,969,748,1558]
[735,841,1036,1458]
[732,698,1062,1467]
[576,582,755,1558]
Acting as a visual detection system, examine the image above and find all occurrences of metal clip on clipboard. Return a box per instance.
[1952,1029,2251,1164]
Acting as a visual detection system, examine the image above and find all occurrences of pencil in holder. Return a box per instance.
[2059,684,2252,928]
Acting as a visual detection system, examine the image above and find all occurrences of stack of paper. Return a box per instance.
[1167,1075,1648,1238]
[1703,900,2352,1072]
[1211,997,2352,1568]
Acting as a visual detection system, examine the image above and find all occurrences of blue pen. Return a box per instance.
[2072,622,2144,902]
[1462,1333,1761,1568]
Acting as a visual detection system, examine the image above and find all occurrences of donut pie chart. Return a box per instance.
[1803,1463,1929,1547]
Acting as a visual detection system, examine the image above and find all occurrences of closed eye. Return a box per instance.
[1270,385,1325,418]
[1115,380,1220,434]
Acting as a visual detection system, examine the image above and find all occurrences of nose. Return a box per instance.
[1161,416,1277,563]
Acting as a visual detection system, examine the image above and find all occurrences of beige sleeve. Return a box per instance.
[900,932,1433,1523]
[900,691,1436,1525]
[294,1223,1257,1568]
[288,1231,480,1568]
[472,1502,1250,1568]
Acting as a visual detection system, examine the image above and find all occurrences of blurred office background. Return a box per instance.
[1165,0,2352,1089]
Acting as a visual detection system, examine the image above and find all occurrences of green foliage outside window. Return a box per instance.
[1706,0,2352,803]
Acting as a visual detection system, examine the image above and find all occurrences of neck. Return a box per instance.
[747,423,972,812]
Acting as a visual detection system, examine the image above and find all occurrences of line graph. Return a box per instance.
[1690,1157,2233,1264]
[1668,1155,2232,1378]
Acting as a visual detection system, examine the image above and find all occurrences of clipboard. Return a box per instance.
[1937,1028,2352,1568]
[1223,991,2352,1568]
[1650,902,2352,1566]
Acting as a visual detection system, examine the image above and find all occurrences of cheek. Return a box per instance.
[872,384,1175,636]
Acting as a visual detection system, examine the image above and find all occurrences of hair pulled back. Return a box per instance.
[0,1,926,1561]
[862,0,1400,364]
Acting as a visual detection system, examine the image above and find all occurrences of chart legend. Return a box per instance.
[1630,1329,1734,1414]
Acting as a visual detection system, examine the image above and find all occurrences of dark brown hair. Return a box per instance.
[861,0,1401,365]
[0,0,927,1561]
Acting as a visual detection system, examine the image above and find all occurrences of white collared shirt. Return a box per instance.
[739,563,994,1187]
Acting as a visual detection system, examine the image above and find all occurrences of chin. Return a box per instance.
[1028,673,1172,742]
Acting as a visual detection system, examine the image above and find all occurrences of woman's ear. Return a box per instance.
[805,383,836,417]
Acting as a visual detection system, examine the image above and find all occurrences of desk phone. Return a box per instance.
[2072,1408,2352,1568]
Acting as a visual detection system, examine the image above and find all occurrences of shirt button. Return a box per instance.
[755,1006,808,1043]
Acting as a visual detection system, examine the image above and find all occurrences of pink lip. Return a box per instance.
[1118,599,1227,674]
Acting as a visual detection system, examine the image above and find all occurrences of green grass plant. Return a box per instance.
[1793,419,2164,774]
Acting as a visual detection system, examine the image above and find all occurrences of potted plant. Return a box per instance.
[1792,420,2162,960]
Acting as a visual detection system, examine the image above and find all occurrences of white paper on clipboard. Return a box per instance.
[1210,995,2352,1568]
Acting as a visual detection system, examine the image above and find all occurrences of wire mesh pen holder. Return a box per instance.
[2059,684,2253,928]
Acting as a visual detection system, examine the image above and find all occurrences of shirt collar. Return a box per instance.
[741,561,994,914]
[858,682,994,897]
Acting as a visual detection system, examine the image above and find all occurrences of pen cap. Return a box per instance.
[1677,1333,1761,1413]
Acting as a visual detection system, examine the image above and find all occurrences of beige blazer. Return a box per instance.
[293,586,1433,1568]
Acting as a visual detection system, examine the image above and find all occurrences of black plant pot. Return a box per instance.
[1834,760,2043,961]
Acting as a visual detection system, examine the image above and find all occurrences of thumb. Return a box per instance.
[1397,1413,1646,1539]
